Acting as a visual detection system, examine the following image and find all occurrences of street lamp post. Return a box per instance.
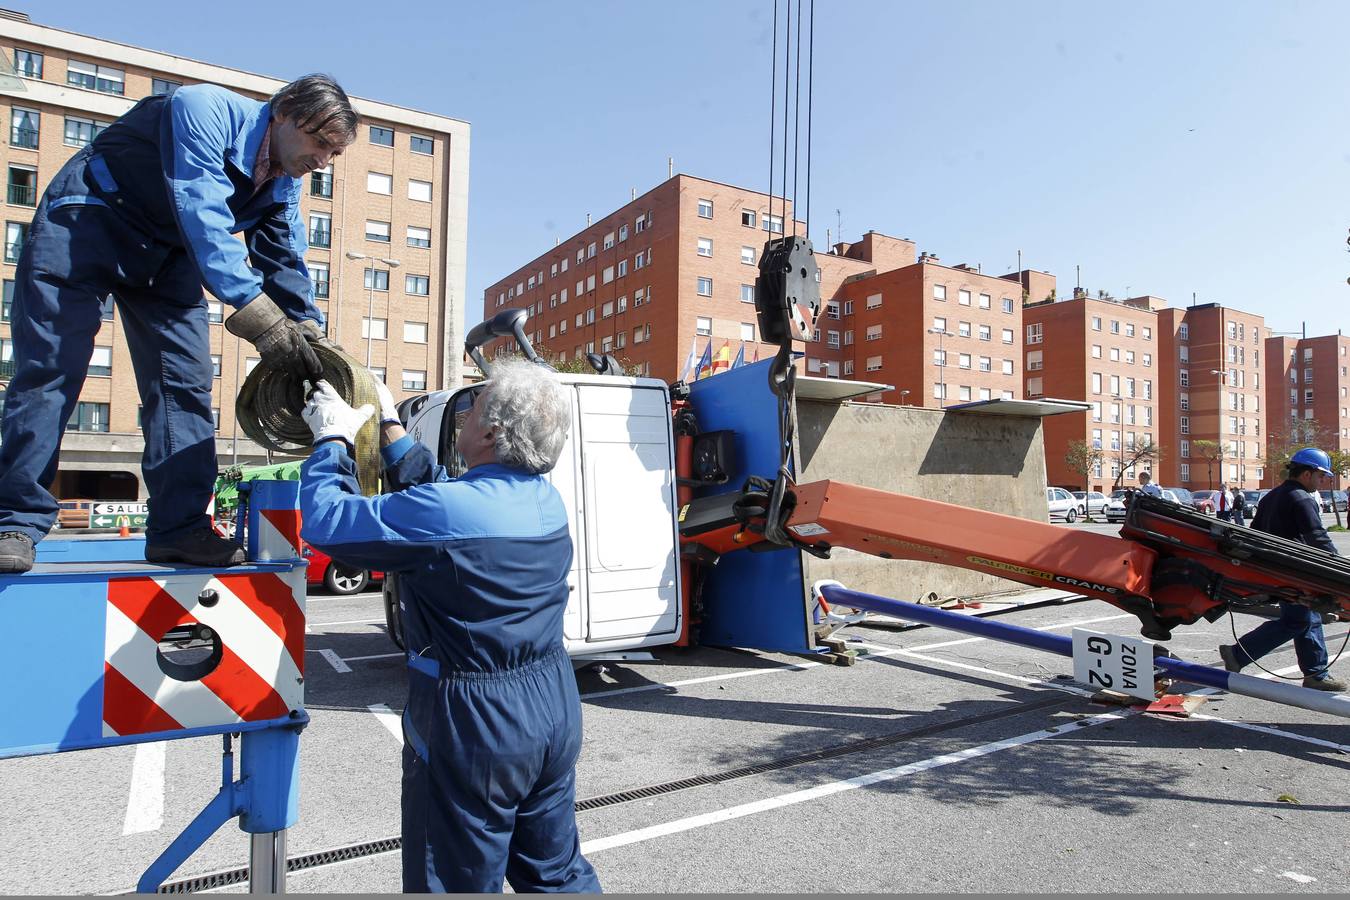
[899,390,911,406]
[345,251,401,368]
[927,328,948,407]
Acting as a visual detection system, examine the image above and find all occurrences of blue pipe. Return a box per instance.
[817,583,1350,720]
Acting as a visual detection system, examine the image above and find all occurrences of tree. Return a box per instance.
[1264,418,1334,478]
[1064,440,1104,521]
[1116,436,1163,492]
[1327,449,1350,529]
[1191,439,1226,489]
[513,345,636,376]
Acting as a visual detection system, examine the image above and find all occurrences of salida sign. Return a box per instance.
[91,502,148,529]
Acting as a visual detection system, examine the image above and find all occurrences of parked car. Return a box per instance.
[1317,490,1348,513]
[1241,489,1266,521]
[304,543,384,595]
[1188,490,1219,515]
[1165,487,1195,509]
[1046,486,1079,522]
[1071,490,1109,517]
[1103,491,1130,523]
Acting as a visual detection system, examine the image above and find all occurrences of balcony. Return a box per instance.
[7,184,36,207]
[9,127,38,149]
[309,228,332,249]
[0,359,15,377]
[309,174,333,199]
[5,241,24,264]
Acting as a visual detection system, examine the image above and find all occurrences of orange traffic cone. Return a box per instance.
[119,523,131,537]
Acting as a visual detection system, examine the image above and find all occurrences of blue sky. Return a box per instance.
[35,0,1350,335]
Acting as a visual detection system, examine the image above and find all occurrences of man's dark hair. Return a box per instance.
[270,74,358,144]
[1289,462,1314,478]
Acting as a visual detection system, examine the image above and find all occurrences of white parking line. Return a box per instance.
[368,704,403,744]
[345,652,403,663]
[122,741,166,835]
[306,617,387,630]
[316,648,351,674]
[580,709,1131,855]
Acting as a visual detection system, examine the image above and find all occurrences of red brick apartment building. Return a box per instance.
[1023,291,1164,491]
[483,175,1028,407]
[1263,332,1350,484]
[1153,304,1266,491]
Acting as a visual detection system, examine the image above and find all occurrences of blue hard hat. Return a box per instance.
[1290,447,1334,475]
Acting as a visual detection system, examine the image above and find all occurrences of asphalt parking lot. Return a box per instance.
[2,549,1348,894]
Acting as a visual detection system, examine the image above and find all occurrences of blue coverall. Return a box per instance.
[0,85,320,543]
[1230,479,1337,678]
[300,436,601,894]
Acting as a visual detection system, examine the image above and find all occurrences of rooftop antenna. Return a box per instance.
[835,208,842,242]
[668,157,673,179]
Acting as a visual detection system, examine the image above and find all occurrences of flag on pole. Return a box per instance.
[731,343,746,369]
[679,334,699,381]
[710,340,733,376]
[692,341,713,380]
[752,346,760,364]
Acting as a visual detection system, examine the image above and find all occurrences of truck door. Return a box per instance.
[547,388,586,642]
[577,382,680,642]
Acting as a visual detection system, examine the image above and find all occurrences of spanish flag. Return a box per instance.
[710,340,733,376]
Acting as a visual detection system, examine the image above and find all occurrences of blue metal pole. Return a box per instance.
[816,582,1350,720]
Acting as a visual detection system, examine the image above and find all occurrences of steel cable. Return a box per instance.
[235,341,382,496]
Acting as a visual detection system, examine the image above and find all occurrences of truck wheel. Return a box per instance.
[324,564,369,595]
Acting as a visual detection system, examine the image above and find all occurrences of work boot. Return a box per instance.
[0,531,35,574]
[146,527,246,567]
[1302,675,1347,693]
[1217,644,1243,673]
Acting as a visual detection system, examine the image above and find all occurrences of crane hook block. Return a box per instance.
[755,236,820,346]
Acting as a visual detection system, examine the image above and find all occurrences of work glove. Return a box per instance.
[372,376,400,426]
[301,380,374,447]
[225,295,324,381]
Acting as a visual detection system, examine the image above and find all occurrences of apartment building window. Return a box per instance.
[697,237,713,257]
[585,307,596,325]
[862,293,882,311]
[825,302,840,320]
[361,317,388,340]
[1306,389,1315,404]
[151,77,182,95]
[405,274,430,296]
[208,301,224,324]
[14,49,42,79]
[586,274,596,292]
[602,266,614,285]
[1026,323,1042,345]
[955,289,970,306]
[633,287,646,306]
[363,268,390,291]
[931,316,947,333]
[367,172,392,194]
[740,246,756,266]
[369,125,394,147]
[742,322,757,343]
[999,328,1012,344]
[7,165,36,207]
[1143,353,1152,367]
[958,321,971,338]
[365,220,391,243]
[558,318,567,334]
[1108,375,1120,396]
[694,198,714,219]
[958,353,972,370]
[617,259,628,278]
[308,212,331,248]
[998,297,1012,314]
[207,354,222,378]
[5,221,28,263]
[1143,380,1153,400]
[958,385,972,402]
[979,356,992,373]
[1303,366,1313,383]
[1090,401,1102,422]
[1002,359,1014,375]
[1090,344,1102,359]
[245,357,261,375]
[825,329,841,348]
[843,330,854,346]
[64,116,110,148]
[1109,347,1120,362]
[410,134,434,155]
[10,107,39,149]
[636,212,651,233]
[1179,463,1191,483]
[66,402,110,433]
[1179,369,1189,388]
[403,321,428,344]
[866,355,883,373]
[697,277,713,297]
[402,369,427,391]
[1027,377,1043,397]
[1179,323,1189,341]
[1,279,11,321]
[1026,350,1042,371]
[1179,346,1189,363]
[587,242,597,259]
[696,316,712,336]
[310,165,333,198]
[618,225,629,242]
[310,263,330,298]
[932,284,946,302]
[87,346,112,377]
[1180,416,1190,435]
[933,349,947,367]
[407,225,431,248]
[977,293,991,310]
[763,214,783,233]
[844,360,854,376]
[601,301,614,319]
[1124,323,1136,338]
[68,59,124,95]
[407,179,432,203]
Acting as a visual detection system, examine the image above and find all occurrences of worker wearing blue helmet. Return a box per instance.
[298,360,601,893]
[0,76,356,574]
[1220,447,1345,692]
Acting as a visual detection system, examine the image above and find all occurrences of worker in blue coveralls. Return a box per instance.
[298,360,602,894]
[0,75,357,574]
[1220,447,1346,692]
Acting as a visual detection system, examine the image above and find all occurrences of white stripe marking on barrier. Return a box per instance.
[368,704,403,744]
[155,575,302,707]
[317,649,351,674]
[122,741,166,835]
[579,710,1131,855]
[254,508,300,562]
[104,605,241,730]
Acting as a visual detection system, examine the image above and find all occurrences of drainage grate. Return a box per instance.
[140,686,1072,891]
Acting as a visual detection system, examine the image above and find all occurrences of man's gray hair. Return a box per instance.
[270,74,359,144]
[480,359,570,474]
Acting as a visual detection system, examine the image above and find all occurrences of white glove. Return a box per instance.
[372,376,400,425]
[302,380,374,446]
